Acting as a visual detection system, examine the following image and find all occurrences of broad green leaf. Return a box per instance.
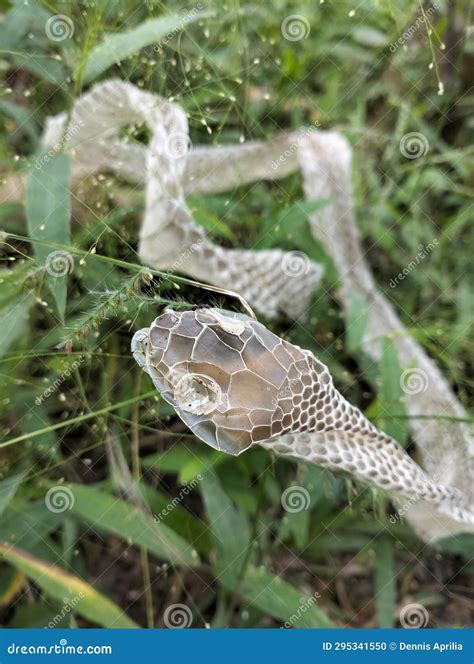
[83,12,211,82]
[0,502,60,559]
[12,55,67,86]
[193,206,238,243]
[0,542,137,628]
[0,471,26,516]
[258,198,330,249]
[234,565,335,628]
[346,292,369,353]
[0,294,35,359]
[143,444,224,484]
[0,0,51,49]
[26,154,71,321]
[378,337,408,445]
[434,533,474,559]
[0,568,26,609]
[20,406,60,460]
[140,483,212,554]
[0,262,33,309]
[200,471,251,584]
[0,100,38,146]
[281,508,310,550]
[8,599,65,629]
[374,536,396,628]
[65,483,200,567]
[352,27,388,48]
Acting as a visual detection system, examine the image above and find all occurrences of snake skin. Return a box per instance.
[132,308,474,527]
[39,80,473,538]
[42,80,322,319]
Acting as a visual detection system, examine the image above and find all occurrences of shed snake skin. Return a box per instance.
[40,80,473,541]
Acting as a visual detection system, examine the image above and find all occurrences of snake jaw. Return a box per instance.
[131,328,150,369]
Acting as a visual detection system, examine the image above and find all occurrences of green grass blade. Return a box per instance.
[374,536,396,628]
[346,293,369,354]
[25,154,71,321]
[83,12,213,82]
[0,542,138,628]
[0,472,26,517]
[200,470,251,585]
[64,483,200,567]
[234,565,335,628]
[378,337,408,445]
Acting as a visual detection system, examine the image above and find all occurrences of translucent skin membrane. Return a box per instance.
[132,308,474,529]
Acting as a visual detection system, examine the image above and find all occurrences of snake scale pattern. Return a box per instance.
[132,308,473,530]
[40,80,474,540]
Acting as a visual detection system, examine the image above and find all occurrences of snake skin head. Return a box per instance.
[131,308,314,455]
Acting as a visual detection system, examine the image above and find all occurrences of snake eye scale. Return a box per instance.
[132,308,474,533]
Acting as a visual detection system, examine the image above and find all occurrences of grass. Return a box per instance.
[0,0,472,628]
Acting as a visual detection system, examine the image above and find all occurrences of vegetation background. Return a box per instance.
[0,0,472,628]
